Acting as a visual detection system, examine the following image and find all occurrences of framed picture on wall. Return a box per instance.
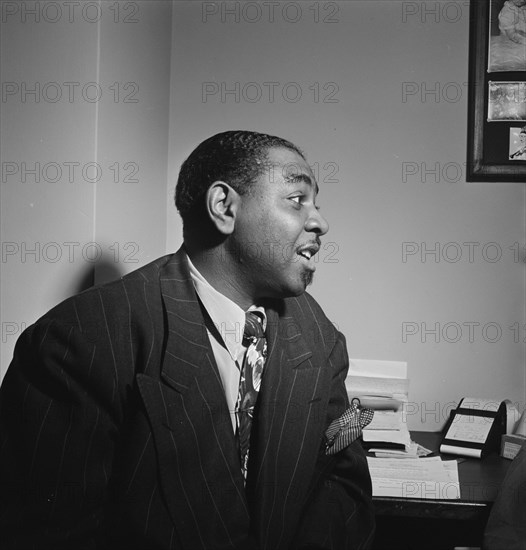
[467,0,526,182]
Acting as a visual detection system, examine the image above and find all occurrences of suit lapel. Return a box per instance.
[249,303,330,550]
[136,251,329,549]
[137,249,250,549]
[159,250,210,394]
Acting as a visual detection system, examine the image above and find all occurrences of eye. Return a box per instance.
[290,195,303,206]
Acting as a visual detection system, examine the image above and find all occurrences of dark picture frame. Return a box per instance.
[467,0,526,182]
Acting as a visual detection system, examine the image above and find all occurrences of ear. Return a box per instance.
[205,181,240,235]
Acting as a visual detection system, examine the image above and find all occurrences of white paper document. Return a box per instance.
[371,441,432,458]
[347,358,413,453]
[459,397,500,412]
[441,396,504,458]
[366,410,403,431]
[346,359,408,407]
[445,414,492,444]
[348,359,407,379]
[366,456,460,500]
[362,429,412,449]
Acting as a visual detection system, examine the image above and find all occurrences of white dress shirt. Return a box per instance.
[186,254,266,432]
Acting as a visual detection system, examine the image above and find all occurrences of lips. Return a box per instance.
[297,242,320,263]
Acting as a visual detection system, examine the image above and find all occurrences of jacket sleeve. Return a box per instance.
[290,330,376,550]
[482,446,526,550]
[0,315,120,549]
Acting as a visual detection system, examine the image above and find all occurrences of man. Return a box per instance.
[510,126,526,160]
[0,131,375,549]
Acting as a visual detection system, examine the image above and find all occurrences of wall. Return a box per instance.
[167,1,526,431]
[1,1,172,378]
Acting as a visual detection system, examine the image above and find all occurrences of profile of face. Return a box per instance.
[228,147,329,301]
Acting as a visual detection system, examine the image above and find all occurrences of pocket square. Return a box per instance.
[325,399,374,455]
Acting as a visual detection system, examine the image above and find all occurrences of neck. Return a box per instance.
[185,243,255,311]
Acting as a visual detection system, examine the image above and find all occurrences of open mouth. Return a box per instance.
[298,249,314,260]
[297,244,320,264]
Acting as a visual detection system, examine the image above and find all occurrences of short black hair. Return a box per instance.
[175,130,304,225]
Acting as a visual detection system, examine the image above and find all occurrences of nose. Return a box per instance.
[305,206,329,236]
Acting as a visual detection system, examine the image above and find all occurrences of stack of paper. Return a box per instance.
[348,359,460,500]
[366,456,460,500]
[346,359,413,456]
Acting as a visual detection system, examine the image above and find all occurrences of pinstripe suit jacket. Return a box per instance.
[0,248,374,550]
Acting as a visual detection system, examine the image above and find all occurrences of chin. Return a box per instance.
[301,270,314,288]
[262,271,314,300]
[286,273,314,297]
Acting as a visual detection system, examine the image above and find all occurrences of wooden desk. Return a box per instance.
[371,431,510,550]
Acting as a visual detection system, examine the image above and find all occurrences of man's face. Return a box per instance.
[229,147,329,301]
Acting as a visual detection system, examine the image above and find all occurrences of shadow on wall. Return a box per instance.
[72,258,125,295]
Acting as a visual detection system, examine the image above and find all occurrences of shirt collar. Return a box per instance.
[186,253,266,361]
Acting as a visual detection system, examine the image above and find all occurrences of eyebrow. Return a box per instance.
[283,173,319,194]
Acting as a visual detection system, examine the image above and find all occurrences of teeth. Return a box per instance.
[300,250,312,260]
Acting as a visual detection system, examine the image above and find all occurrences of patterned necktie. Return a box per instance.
[236,311,267,479]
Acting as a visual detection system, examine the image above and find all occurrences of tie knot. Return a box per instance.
[244,311,265,339]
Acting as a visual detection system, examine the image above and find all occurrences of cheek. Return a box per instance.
[246,209,303,265]
[266,227,299,264]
